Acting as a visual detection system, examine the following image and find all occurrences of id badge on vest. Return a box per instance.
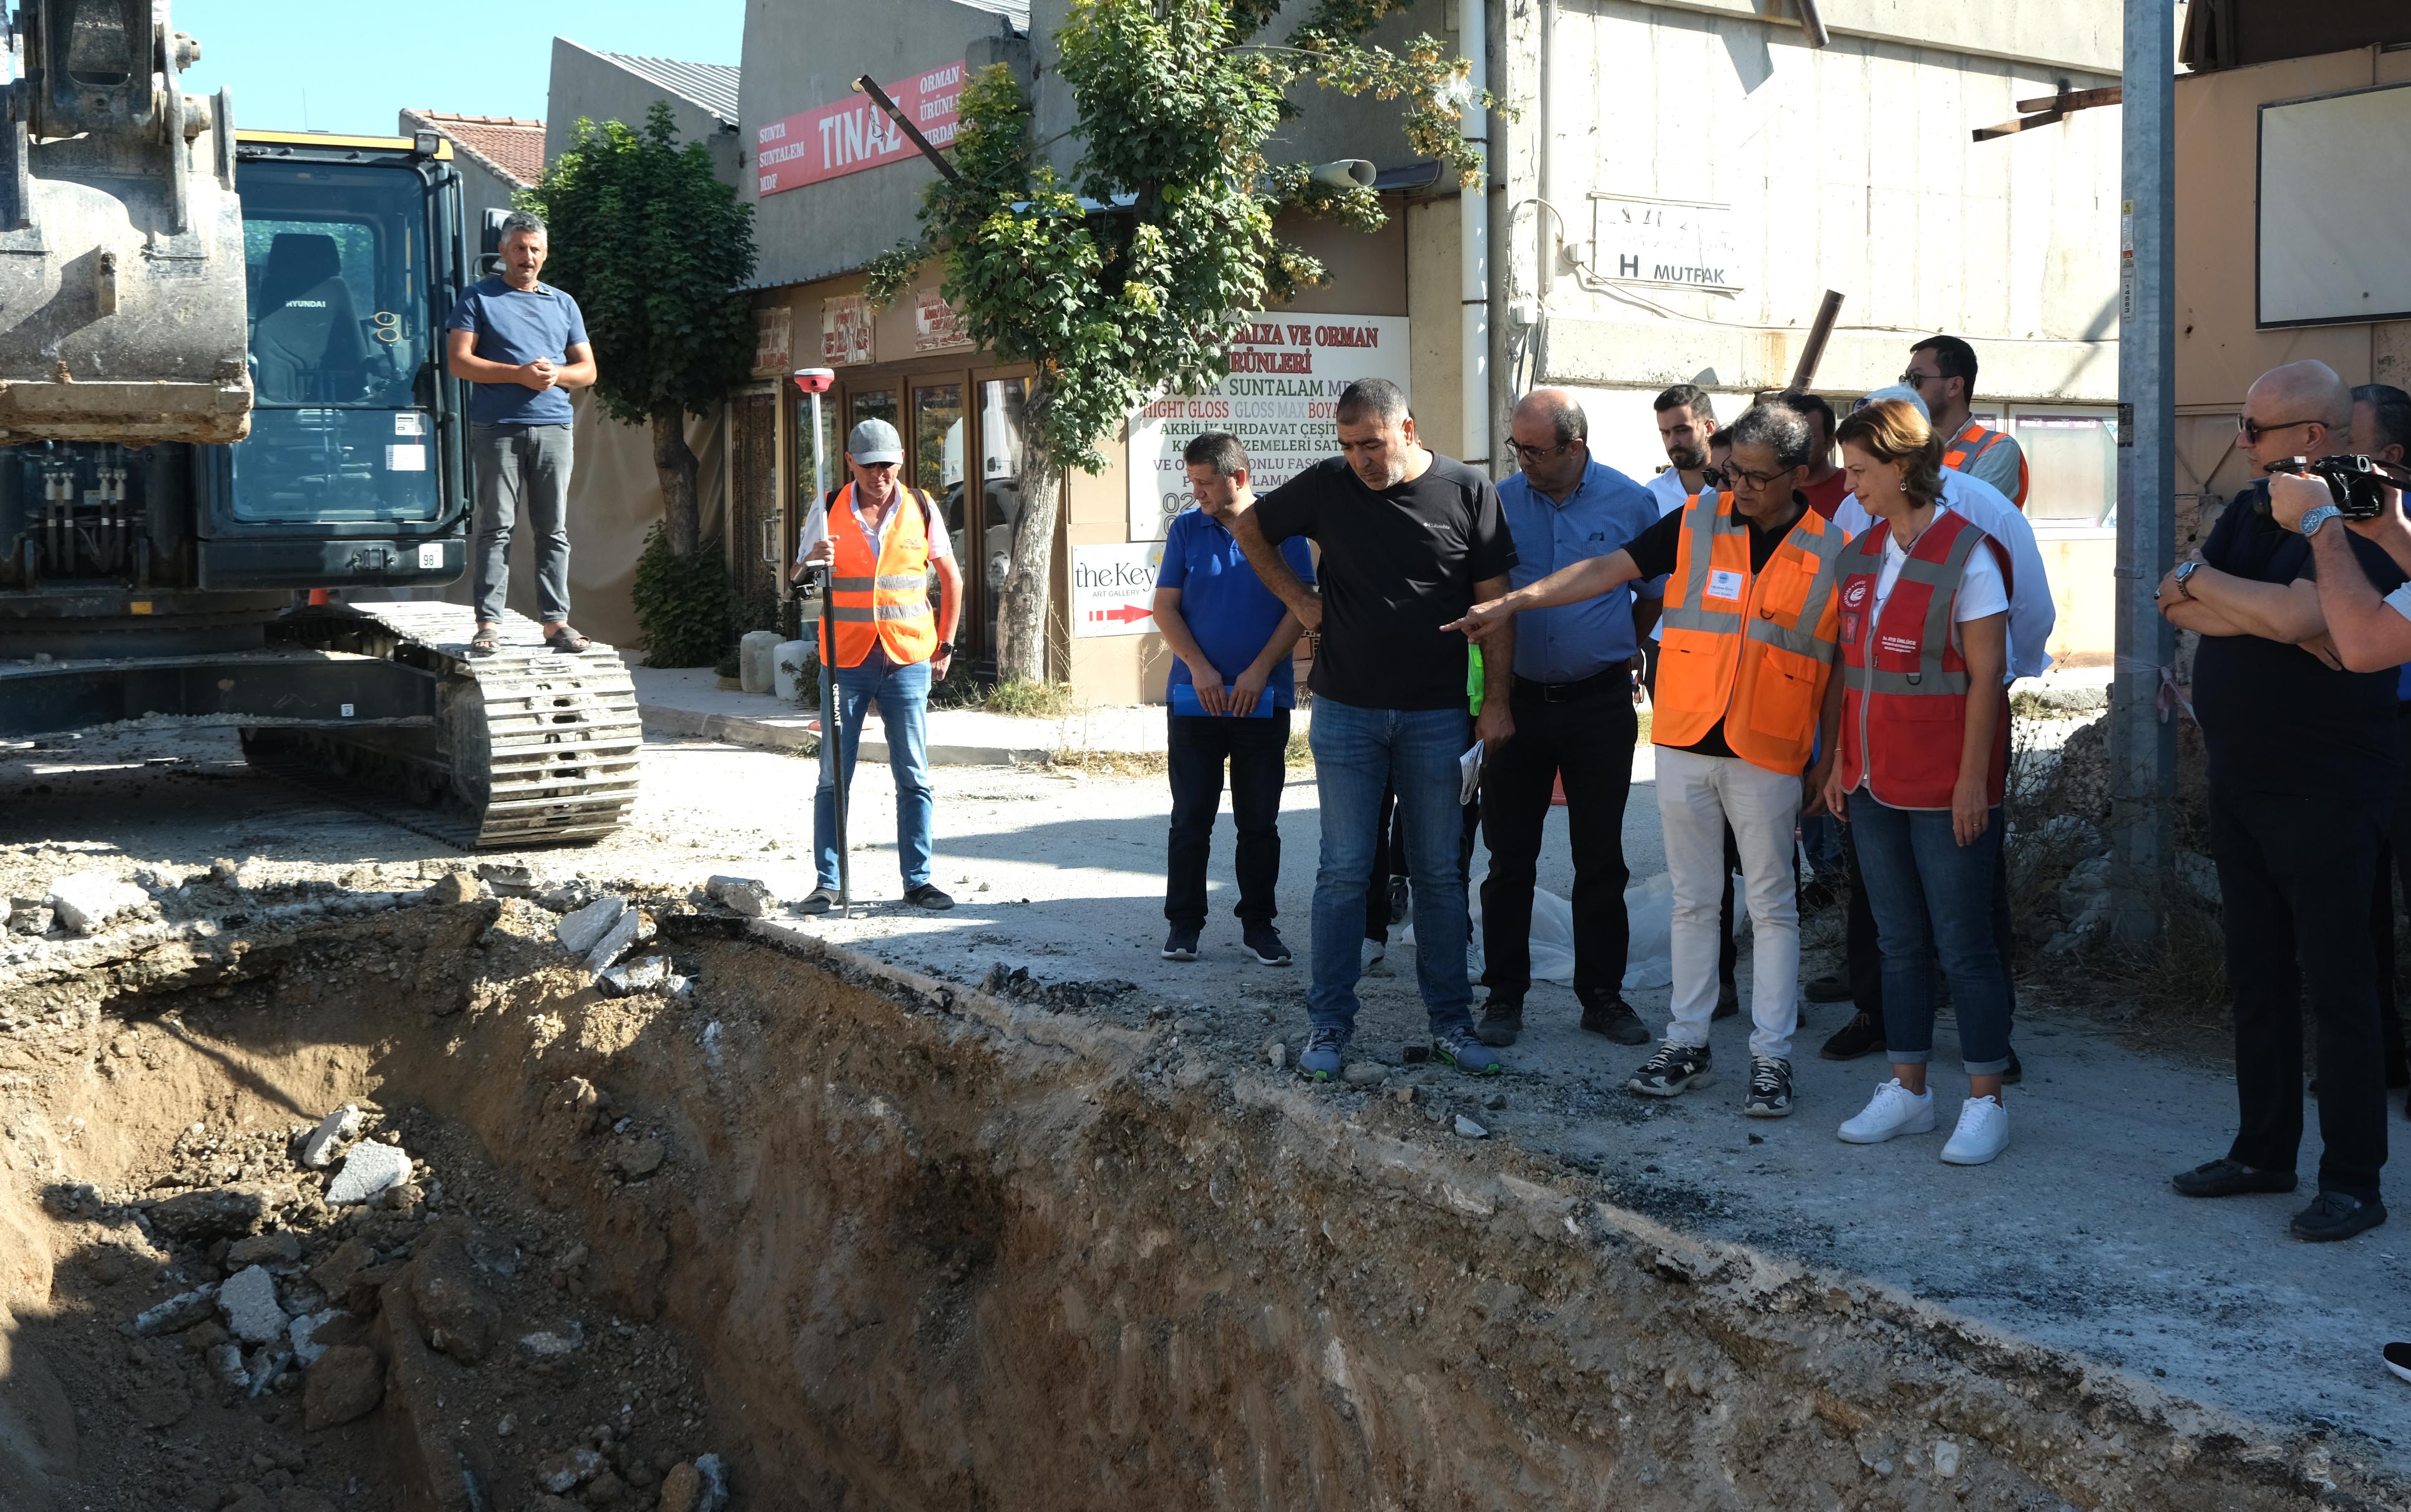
[1706,568,1745,602]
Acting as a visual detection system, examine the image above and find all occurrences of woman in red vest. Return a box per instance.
[1819,398,2017,1166]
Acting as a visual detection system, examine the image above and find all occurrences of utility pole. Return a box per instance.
[2110,0,2175,940]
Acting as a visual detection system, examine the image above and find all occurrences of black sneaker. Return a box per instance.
[1386,875,1410,927]
[1803,973,1853,1004]
[2291,1191,2387,1243]
[1161,924,1200,962]
[1743,1057,1793,1118]
[1798,878,1841,915]
[2171,1158,2298,1198]
[2002,1046,2023,1086]
[1577,989,1650,1045]
[796,888,837,916]
[904,883,955,911]
[1820,1008,1885,1061]
[1713,979,1740,1020]
[1242,925,1292,967]
[1628,1041,1714,1097]
[2385,1341,2411,1384]
[1474,996,1524,1047]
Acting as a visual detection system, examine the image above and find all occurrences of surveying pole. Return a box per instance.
[792,367,850,919]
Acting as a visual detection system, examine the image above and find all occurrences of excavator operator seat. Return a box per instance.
[251,233,366,404]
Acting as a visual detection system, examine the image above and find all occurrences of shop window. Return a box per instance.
[979,378,1028,654]
[913,382,967,550]
[849,388,899,443]
[2008,407,2116,530]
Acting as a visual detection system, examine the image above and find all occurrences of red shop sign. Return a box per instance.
[754,61,966,196]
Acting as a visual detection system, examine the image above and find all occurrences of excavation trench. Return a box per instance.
[0,894,2398,1511]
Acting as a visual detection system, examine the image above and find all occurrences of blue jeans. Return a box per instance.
[1308,697,1474,1037]
[1847,791,2011,1075]
[814,649,933,891]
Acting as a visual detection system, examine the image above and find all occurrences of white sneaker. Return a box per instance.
[1940,1095,2010,1165]
[1361,938,1387,974]
[1837,1078,1936,1144]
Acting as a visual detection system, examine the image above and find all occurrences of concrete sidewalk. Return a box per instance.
[630,659,1311,765]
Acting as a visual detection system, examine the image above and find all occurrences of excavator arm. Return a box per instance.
[0,0,250,445]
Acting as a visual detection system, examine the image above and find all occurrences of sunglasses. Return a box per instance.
[2236,414,2319,444]
[1898,369,1943,388]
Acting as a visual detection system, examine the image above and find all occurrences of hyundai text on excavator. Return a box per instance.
[0,0,640,846]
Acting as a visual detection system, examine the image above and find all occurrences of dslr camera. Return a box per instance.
[2262,454,2411,520]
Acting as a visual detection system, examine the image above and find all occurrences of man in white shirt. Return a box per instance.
[1645,384,1720,518]
[1816,385,2051,1068]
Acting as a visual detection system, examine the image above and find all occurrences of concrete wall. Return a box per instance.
[547,38,741,185]
[1503,0,2122,407]
[739,0,1025,289]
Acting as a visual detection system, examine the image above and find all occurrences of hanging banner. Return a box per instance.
[751,306,792,377]
[1071,541,1168,637]
[822,295,874,367]
[1126,314,1411,541]
[913,287,972,353]
[755,62,967,196]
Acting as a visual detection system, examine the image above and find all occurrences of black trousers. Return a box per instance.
[2209,782,2390,1199]
[2364,715,2411,1084]
[1164,709,1292,928]
[1841,813,2014,1019]
[1479,682,1639,999]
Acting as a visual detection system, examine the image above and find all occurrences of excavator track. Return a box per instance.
[241,601,642,850]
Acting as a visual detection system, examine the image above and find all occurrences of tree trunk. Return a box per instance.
[651,405,701,556]
[995,379,1061,684]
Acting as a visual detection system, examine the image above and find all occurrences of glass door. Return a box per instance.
[910,380,967,635]
[972,375,1029,664]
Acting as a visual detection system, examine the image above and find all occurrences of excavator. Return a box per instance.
[0,0,640,847]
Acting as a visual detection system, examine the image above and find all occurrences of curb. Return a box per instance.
[637,703,1055,767]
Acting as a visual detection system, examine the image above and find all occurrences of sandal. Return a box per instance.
[543,623,591,654]
[468,624,502,657]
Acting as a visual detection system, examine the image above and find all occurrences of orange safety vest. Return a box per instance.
[1941,419,2029,509]
[1655,495,1848,774]
[1834,510,2012,810]
[819,482,939,669]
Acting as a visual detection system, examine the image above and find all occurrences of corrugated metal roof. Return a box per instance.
[598,51,742,125]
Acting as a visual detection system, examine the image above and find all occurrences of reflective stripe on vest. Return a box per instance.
[1654,494,1847,774]
[1835,510,2010,810]
[1941,420,2030,508]
[819,482,939,668]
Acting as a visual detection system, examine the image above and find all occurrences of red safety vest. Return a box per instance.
[1835,509,2012,811]
[819,483,939,669]
[1941,420,2029,509]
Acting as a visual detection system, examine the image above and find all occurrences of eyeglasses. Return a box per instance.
[1898,369,1943,389]
[1509,438,1576,463]
[1723,463,1790,489]
[2236,414,2319,444]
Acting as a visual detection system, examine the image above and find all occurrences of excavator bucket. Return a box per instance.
[0,0,250,446]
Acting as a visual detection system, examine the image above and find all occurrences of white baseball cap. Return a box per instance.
[847,417,904,466]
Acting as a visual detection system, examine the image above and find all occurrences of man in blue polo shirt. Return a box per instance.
[1476,389,1661,1049]
[444,210,596,656]
[1152,431,1315,967]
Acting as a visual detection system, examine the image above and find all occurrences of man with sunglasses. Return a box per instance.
[2159,359,2404,1243]
[1471,389,1660,1050]
[1902,336,2028,508]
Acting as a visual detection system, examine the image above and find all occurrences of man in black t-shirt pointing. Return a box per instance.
[1232,379,1519,1082]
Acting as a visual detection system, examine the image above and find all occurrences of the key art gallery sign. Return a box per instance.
[754,62,966,195]
[1126,314,1411,541]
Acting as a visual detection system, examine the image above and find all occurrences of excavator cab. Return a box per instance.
[0,0,251,445]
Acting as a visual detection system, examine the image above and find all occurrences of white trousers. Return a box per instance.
[1655,745,1801,1062]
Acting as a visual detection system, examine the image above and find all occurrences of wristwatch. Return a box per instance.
[2298,505,2343,538]
[2173,560,2199,600]
[935,641,955,657]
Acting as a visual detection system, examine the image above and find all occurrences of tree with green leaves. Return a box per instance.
[867,0,1491,683]
[528,102,757,559]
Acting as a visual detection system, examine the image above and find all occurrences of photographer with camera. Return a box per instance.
[2161,360,2404,1242]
